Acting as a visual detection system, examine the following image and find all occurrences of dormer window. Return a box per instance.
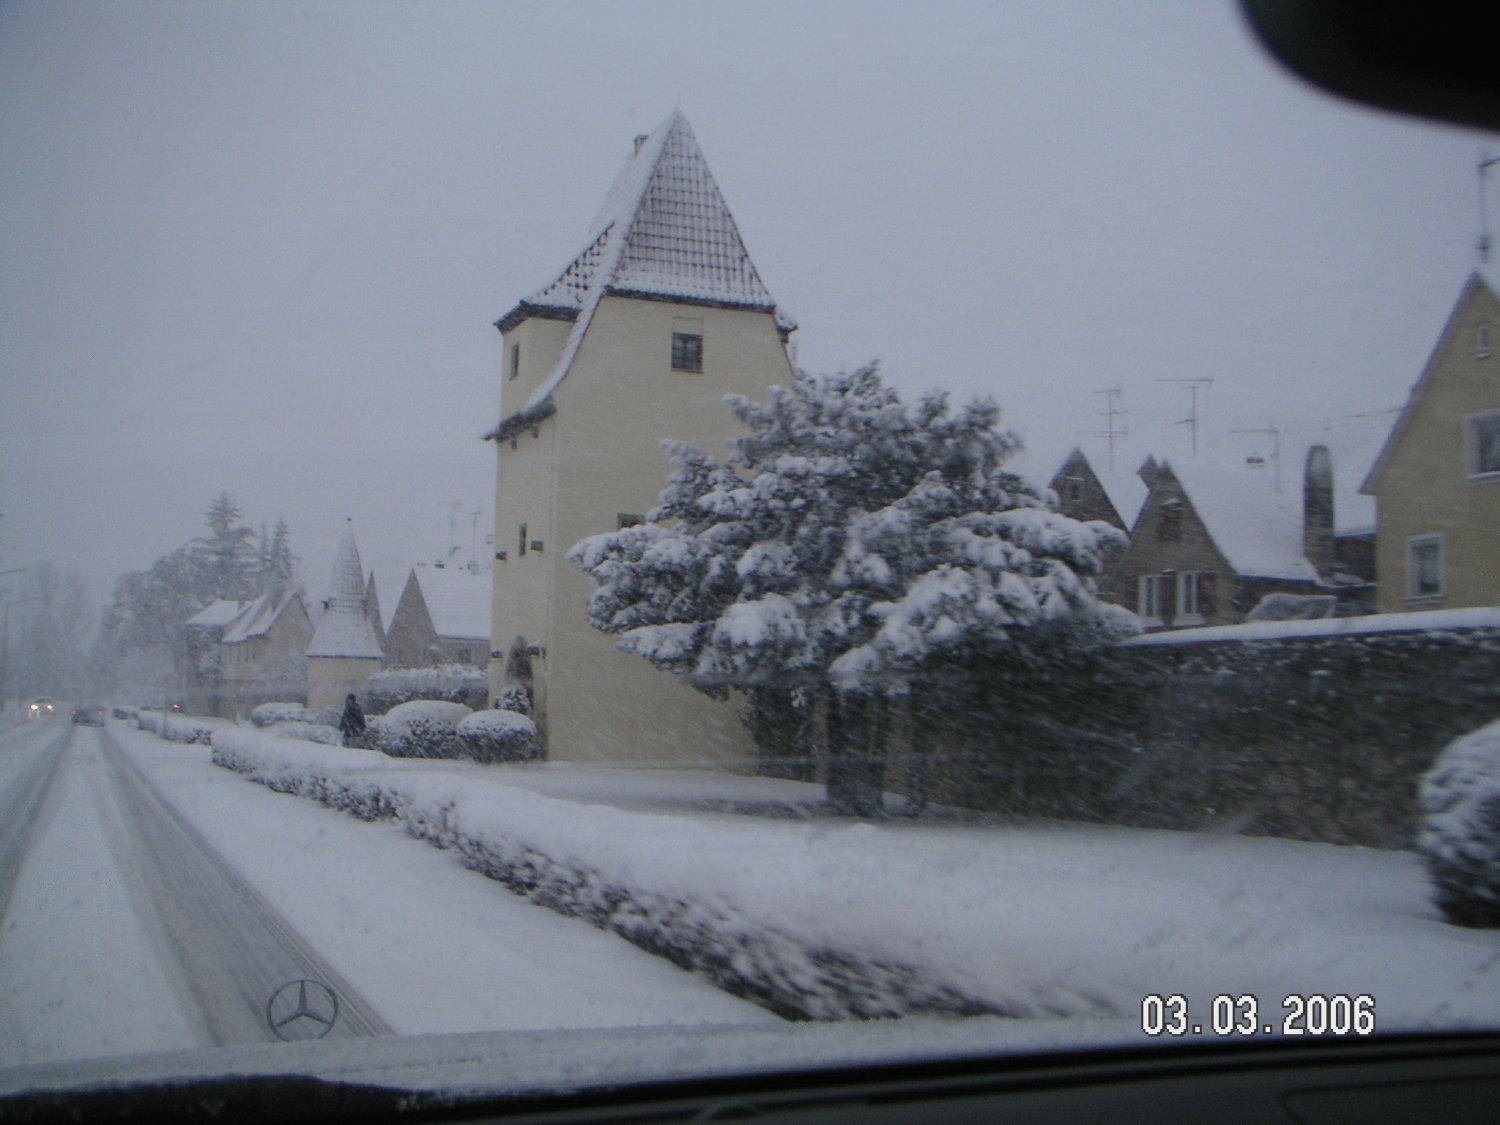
[1479,324,1492,359]
[671,332,703,373]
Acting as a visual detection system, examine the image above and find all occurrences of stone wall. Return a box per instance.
[894,623,1500,849]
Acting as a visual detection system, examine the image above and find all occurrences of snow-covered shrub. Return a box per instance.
[136,709,162,733]
[456,709,539,763]
[162,714,215,744]
[1246,593,1338,623]
[374,700,471,758]
[267,719,340,745]
[363,665,487,714]
[1419,719,1500,926]
[250,701,310,728]
[495,682,532,717]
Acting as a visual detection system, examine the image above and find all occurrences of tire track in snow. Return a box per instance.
[96,727,392,1045]
[0,723,72,924]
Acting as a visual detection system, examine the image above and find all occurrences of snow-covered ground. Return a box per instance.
[212,730,1500,1033]
[0,721,773,1072]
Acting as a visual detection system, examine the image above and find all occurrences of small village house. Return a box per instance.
[218,590,313,717]
[384,563,490,669]
[1047,447,1147,533]
[1361,272,1500,612]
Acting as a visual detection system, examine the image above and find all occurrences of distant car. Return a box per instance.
[71,703,106,726]
[112,706,130,719]
[26,698,55,719]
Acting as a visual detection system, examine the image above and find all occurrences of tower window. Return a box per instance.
[508,342,521,380]
[1479,324,1492,359]
[518,522,527,557]
[671,332,703,373]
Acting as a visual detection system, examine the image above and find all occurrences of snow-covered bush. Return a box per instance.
[1419,719,1500,927]
[250,701,310,728]
[374,700,471,758]
[495,682,532,717]
[136,709,162,733]
[456,709,540,763]
[1246,593,1338,623]
[267,719,340,745]
[363,665,487,714]
[569,364,1137,813]
[162,714,215,744]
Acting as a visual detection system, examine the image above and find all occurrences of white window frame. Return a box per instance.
[1405,533,1444,603]
[1478,323,1492,360]
[1175,570,1204,625]
[1137,574,1163,625]
[1466,409,1500,481]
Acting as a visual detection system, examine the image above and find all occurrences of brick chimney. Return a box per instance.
[1303,444,1335,578]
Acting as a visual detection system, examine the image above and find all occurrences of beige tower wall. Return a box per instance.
[490,295,794,766]
[308,655,384,713]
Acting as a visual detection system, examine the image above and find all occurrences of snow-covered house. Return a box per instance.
[1361,272,1500,613]
[1047,447,1147,533]
[482,112,797,763]
[177,598,244,714]
[384,564,490,669]
[1106,445,1362,629]
[218,590,313,716]
[306,531,385,711]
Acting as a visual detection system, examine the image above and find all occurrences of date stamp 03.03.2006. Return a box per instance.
[1141,994,1376,1038]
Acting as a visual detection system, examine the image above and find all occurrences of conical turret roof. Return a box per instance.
[307,530,383,659]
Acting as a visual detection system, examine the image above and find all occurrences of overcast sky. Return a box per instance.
[1,0,1495,612]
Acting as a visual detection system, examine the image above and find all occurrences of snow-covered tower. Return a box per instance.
[483,112,796,765]
[306,530,384,711]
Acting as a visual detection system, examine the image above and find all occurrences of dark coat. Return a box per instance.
[338,699,366,737]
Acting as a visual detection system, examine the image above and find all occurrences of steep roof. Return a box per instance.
[486,112,792,440]
[411,566,491,642]
[222,590,302,645]
[185,598,243,628]
[307,531,384,659]
[1361,271,1499,495]
[1162,459,1321,583]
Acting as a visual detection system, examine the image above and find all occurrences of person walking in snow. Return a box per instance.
[338,693,366,747]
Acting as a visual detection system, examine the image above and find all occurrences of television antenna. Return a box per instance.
[1080,386,1129,470]
[1230,420,1283,492]
[1479,153,1500,263]
[1155,377,1213,457]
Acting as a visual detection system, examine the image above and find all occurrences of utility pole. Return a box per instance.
[1230,420,1283,492]
[1156,377,1214,458]
[1081,386,1129,470]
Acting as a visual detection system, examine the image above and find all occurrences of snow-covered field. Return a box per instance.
[211,727,1500,1034]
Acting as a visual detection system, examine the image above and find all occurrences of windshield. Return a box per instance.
[2,0,1498,1108]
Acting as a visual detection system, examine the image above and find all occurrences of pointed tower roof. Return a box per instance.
[487,112,793,441]
[307,531,384,659]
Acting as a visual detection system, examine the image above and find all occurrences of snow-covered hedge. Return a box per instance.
[374,700,471,759]
[495,682,532,717]
[136,709,162,733]
[162,714,220,744]
[1419,719,1500,927]
[209,728,999,1021]
[362,665,487,714]
[455,709,539,763]
[267,719,340,745]
[250,701,311,728]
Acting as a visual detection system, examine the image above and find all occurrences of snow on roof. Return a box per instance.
[1123,605,1500,647]
[412,565,491,642]
[223,590,301,645]
[185,598,243,628]
[307,531,384,659]
[1164,458,1321,583]
[492,113,792,437]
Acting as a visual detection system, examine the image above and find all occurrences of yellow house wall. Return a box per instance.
[490,295,794,766]
[1374,286,1500,612]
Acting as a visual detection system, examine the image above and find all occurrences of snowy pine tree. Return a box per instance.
[570,365,1138,814]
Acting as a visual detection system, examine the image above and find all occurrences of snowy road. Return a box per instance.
[0,721,771,1070]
